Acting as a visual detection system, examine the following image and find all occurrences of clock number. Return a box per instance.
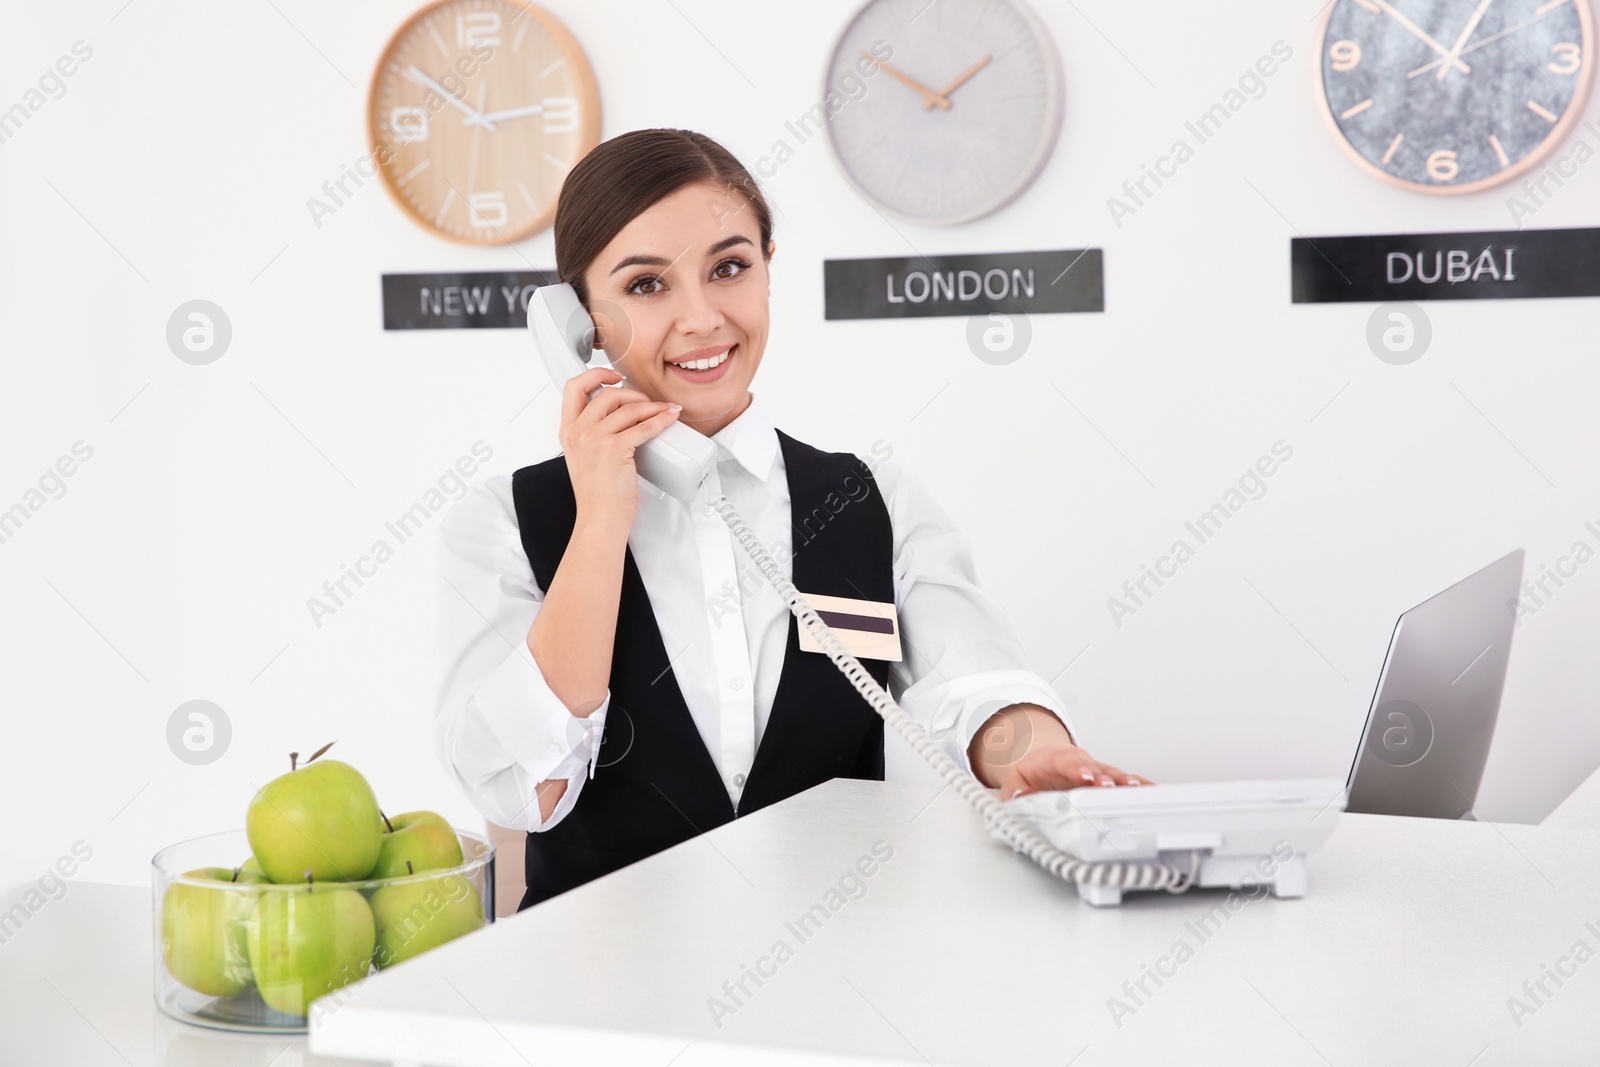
[468,191,508,229]
[390,106,429,144]
[542,97,579,134]
[1426,149,1459,182]
[457,11,502,48]
[1549,43,1581,76]
[1330,40,1362,72]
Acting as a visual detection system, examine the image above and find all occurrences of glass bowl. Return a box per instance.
[152,827,494,1033]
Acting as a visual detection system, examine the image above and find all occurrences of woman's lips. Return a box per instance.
[665,345,736,384]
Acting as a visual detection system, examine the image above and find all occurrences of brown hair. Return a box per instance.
[554,128,774,306]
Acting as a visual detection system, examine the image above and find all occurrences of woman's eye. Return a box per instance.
[713,257,752,280]
[627,276,663,296]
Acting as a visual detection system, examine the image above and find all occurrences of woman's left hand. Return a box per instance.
[994,744,1153,801]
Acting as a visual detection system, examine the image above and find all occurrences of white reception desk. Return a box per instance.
[8,773,1600,1066]
[310,777,1600,1066]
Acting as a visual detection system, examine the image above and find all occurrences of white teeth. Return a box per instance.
[671,348,731,371]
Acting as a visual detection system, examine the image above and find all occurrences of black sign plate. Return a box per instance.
[1292,226,1600,303]
[382,270,559,330]
[824,249,1103,320]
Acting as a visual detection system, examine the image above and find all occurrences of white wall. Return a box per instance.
[3,0,1597,890]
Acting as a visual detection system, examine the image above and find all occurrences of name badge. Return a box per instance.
[795,592,902,662]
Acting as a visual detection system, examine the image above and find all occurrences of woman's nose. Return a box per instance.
[674,283,725,335]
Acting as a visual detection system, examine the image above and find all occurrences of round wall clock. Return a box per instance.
[368,0,601,244]
[1315,0,1595,195]
[823,0,1065,225]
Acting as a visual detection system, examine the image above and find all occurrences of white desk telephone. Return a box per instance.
[528,283,1343,906]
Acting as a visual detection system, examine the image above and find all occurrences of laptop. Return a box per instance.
[1345,548,1524,820]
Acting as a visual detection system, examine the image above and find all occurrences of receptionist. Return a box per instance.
[432,128,1151,911]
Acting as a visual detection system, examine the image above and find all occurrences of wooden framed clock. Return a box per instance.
[823,0,1065,225]
[1315,0,1596,194]
[368,0,601,244]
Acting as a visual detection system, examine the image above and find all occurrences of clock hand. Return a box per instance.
[861,51,951,110]
[925,54,992,110]
[466,82,484,192]
[1371,0,1471,74]
[1435,0,1496,81]
[403,65,497,131]
[476,103,547,123]
[1406,6,1558,78]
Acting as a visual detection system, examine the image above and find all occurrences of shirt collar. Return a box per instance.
[708,394,779,483]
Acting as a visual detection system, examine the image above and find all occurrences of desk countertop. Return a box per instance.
[309,778,1600,1067]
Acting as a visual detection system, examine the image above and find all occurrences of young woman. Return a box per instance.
[434,129,1150,911]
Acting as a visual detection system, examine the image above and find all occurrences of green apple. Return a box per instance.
[246,883,375,1017]
[160,866,272,997]
[246,754,382,884]
[370,867,485,969]
[239,855,268,880]
[371,811,462,880]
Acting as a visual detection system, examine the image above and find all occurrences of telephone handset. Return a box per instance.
[527,283,1338,906]
[528,282,719,502]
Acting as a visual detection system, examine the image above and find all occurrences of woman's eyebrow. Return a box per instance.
[609,252,671,274]
[704,235,752,257]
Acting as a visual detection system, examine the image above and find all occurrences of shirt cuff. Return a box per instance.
[472,638,611,782]
[907,669,1076,779]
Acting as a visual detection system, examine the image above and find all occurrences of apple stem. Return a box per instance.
[305,870,314,891]
[231,866,241,883]
[382,811,394,833]
[406,860,414,876]
[290,751,299,771]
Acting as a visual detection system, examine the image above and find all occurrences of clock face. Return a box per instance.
[1316,0,1596,194]
[368,0,601,244]
[824,0,1064,225]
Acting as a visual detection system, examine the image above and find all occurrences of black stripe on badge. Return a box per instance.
[815,610,894,635]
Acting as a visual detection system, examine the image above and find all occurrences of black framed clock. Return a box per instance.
[1315,0,1596,194]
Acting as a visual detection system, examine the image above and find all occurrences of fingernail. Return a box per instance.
[668,403,682,412]
[1080,768,1096,783]
[1126,780,1142,787]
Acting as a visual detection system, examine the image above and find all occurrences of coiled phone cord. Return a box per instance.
[712,497,1196,895]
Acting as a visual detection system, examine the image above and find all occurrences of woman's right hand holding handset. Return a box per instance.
[559,366,682,533]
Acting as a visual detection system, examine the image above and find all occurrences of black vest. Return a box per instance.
[510,431,893,910]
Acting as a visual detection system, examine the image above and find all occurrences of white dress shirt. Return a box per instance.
[432,396,1074,833]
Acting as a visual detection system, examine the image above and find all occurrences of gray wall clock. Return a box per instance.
[1315,0,1596,194]
[823,0,1065,225]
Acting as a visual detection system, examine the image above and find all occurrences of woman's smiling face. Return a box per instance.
[580,180,774,437]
